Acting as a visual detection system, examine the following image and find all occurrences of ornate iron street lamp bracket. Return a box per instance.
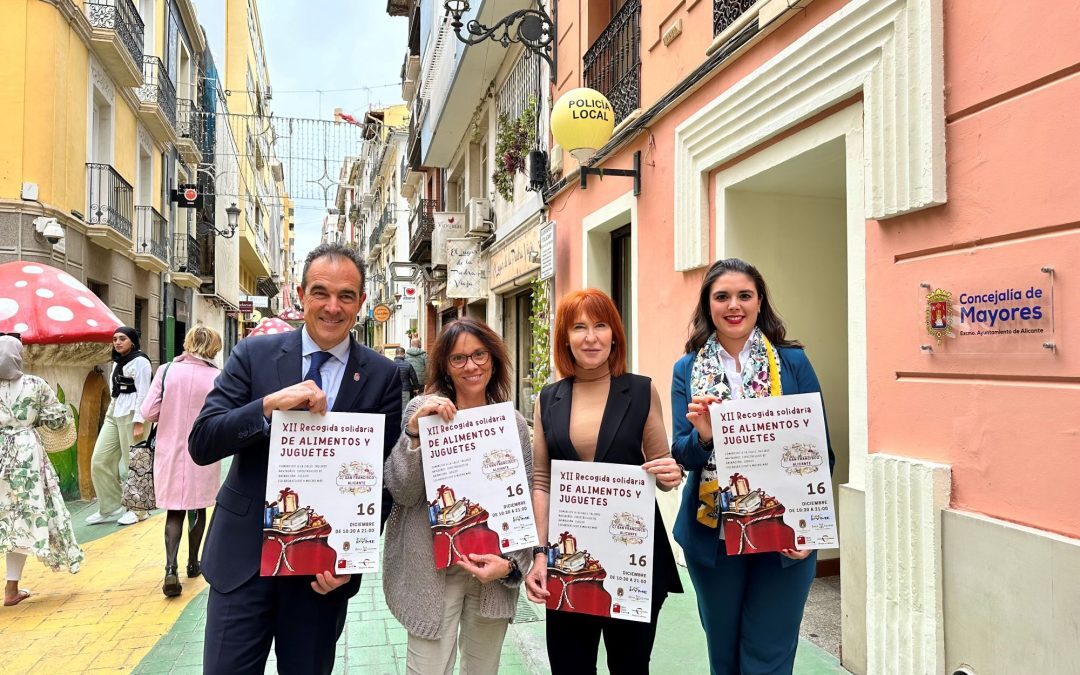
[444,1,557,81]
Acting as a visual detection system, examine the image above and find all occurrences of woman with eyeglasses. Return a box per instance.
[383,318,534,674]
[524,289,684,674]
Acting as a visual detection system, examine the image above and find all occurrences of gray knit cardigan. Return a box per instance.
[382,395,535,640]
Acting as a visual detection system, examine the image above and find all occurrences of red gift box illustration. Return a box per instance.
[428,486,499,569]
[721,475,796,555]
[261,487,338,576]
[545,532,611,618]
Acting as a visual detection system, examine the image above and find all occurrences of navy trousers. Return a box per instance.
[686,552,816,675]
[202,574,358,675]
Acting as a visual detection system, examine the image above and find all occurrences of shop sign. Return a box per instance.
[918,265,1055,354]
[489,225,541,290]
[432,212,467,266]
[399,285,418,319]
[240,294,270,308]
[446,238,488,299]
[238,300,254,313]
[372,304,393,322]
[539,221,555,281]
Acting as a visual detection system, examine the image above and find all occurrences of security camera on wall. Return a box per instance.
[33,216,65,246]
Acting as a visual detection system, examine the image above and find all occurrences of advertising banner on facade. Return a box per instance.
[432,212,467,266]
[262,411,385,577]
[707,393,838,555]
[446,238,487,298]
[419,402,537,569]
[546,460,656,623]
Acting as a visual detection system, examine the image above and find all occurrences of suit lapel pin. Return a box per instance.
[353,373,360,381]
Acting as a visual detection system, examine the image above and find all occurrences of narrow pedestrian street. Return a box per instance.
[1,501,846,674]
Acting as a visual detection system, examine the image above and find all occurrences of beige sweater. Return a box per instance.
[382,395,535,639]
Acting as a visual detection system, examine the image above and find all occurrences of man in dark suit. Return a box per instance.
[189,243,402,674]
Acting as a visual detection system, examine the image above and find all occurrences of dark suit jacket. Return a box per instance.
[539,373,683,599]
[189,330,402,593]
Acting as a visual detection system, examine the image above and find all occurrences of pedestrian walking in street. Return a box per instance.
[405,336,428,387]
[383,318,533,675]
[394,346,420,410]
[189,243,402,675]
[87,326,151,526]
[671,258,834,675]
[139,325,223,598]
[0,335,83,607]
[524,289,684,675]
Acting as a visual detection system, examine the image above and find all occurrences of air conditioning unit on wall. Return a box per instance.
[466,198,493,236]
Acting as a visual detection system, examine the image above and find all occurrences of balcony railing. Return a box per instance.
[177,99,205,147]
[172,233,201,276]
[583,0,641,126]
[369,223,385,253]
[86,163,134,239]
[408,198,436,263]
[85,0,144,67]
[136,56,177,126]
[134,206,169,262]
[714,0,757,36]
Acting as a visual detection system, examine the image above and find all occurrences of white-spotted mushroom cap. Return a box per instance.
[278,307,304,322]
[247,316,296,337]
[0,261,122,344]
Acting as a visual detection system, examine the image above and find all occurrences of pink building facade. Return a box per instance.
[547,0,1080,672]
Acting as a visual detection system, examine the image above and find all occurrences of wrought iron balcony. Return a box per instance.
[172,232,201,276]
[714,0,757,36]
[85,0,144,69]
[136,56,177,141]
[176,99,204,163]
[583,0,641,126]
[134,206,169,263]
[369,223,386,254]
[86,163,134,239]
[408,198,436,264]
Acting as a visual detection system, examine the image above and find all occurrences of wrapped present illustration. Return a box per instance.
[261,487,337,576]
[721,476,796,555]
[546,536,611,618]
[428,489,499,569]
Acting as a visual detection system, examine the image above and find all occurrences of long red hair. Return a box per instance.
[552,289,628,378]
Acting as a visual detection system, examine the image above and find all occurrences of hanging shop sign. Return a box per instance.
[399,285,419,319]
[238,300,254,314]
[372,304,393,323]
[171,184,203,209]
[489,223,541,290]
[432,212,467,266]
[446,238,488,299]
[917,264,1055,354]
[539,221,556,281]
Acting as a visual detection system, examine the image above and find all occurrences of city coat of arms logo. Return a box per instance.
[925,288,953,342]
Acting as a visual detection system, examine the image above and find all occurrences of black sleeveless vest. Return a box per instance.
[539,373,683,598]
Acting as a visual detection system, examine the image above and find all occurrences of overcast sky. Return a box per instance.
[192,0,406,271]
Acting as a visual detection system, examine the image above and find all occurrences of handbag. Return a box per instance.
[38,420,77,454]
[121,362,170,511]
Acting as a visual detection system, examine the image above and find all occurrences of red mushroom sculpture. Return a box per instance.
[247,316,295,337]
[0,261,122,363]
[278,307,303,324]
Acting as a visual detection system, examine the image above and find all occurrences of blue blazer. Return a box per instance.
[670,346,833,569]
[189,330,402,593]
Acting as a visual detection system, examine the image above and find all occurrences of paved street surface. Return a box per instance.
[1,504,847,674]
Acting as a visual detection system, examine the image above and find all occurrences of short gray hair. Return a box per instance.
[301,243,367,291]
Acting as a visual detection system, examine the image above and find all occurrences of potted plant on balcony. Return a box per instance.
[493,98,538,202]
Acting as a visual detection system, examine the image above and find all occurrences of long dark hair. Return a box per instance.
[684,258,801,353]
[426,318,512,404]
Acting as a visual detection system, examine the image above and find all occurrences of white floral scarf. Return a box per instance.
[689,328,781,527]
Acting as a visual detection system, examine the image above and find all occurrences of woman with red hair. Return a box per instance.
[524,289,684,674]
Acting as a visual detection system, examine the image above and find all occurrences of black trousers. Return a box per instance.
[202,573,359,675]
[546,595,667,675]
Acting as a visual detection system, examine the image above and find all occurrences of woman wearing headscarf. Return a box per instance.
[0,335,83,606]
[139,325,224,597]
[86,327,152,525]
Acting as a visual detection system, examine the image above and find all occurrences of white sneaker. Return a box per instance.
[85,507,125,525]
[117,510,148,526]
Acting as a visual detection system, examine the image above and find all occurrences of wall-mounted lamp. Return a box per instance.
[551,88,640,196]
[443,1,556,81]
[211,203,240,238]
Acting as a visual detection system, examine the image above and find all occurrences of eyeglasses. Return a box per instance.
[448,349,490,369]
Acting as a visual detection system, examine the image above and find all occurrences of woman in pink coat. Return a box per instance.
[139,325,223,597]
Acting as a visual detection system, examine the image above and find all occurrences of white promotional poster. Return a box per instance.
[262,411,385,577]
[446,238,488,299]
[419,401,537,569]
[706,393,838,555]
[547,460,655,623]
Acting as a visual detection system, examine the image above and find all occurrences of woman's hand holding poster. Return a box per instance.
[419,401,537,569]
[263,411,385,576]
[546,460,655,623]
[707,392,838,555]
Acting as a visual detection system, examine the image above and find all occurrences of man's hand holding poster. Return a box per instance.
[707,392,838,556]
